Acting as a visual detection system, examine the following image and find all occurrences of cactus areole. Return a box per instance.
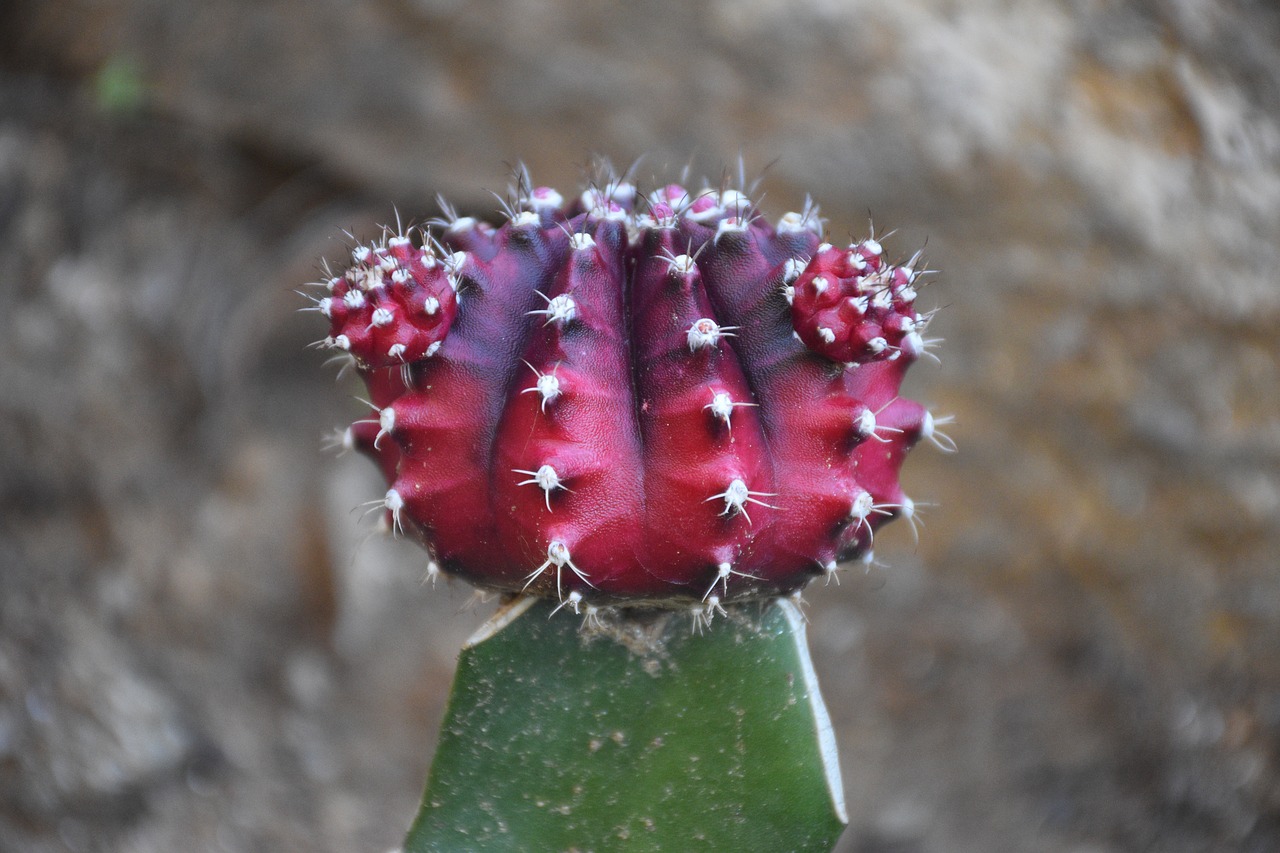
[310,176,947,611]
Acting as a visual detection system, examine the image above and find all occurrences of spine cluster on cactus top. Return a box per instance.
[306,170,949,614]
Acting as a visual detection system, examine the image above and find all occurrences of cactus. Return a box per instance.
[309,173,946,615]
[307,167,949,851]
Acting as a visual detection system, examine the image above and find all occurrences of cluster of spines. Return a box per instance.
[303,231,461,370]
[308,169,952,621]
[789,240,939,365]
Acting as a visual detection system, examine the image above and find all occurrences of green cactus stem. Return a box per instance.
[404,596,847,852]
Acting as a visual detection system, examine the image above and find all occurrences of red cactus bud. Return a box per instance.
[320,235,460,368]
[313,175,948,609]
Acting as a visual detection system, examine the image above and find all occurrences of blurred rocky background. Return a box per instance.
[3,0,1279,850]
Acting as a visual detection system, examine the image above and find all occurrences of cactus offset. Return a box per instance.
[311,174,947,610]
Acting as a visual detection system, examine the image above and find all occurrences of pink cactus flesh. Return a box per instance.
[310,175,946,609]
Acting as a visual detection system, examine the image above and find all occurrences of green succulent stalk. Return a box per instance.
[405,597,846,852]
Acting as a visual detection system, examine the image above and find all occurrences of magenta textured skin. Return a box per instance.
[311,180,942,607]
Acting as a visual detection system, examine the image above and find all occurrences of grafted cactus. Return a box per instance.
[306,168,951,852]
[310,174,947,617]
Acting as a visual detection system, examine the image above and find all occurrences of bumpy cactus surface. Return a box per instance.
[310,175,946,611]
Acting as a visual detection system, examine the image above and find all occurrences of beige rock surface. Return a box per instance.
[3,0,1279,850]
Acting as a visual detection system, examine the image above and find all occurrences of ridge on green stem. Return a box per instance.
[405,596,847,852]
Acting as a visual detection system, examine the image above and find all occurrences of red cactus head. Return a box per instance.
[308,172,949,614]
